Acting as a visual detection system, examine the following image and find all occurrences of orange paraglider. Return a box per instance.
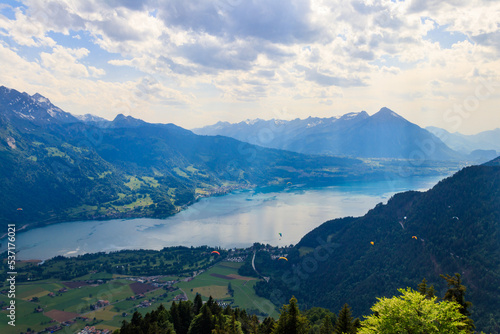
[278,257,288,261]
[211,251,220,255]
[412,236,417,240]
[370,241,374,245]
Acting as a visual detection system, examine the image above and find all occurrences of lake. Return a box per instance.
[7,174,449,260]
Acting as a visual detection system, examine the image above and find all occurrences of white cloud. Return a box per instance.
[40,46,91,78]
[0,7,56,46]
[0,0,498,133]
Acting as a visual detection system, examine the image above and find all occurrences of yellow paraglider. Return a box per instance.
[370,241,374,245]
[412,236,417,240]
[278,257,288,261]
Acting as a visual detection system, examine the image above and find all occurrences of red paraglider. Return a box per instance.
[211,251,220,255]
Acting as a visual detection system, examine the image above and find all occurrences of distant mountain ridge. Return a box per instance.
[193,108,463,161]
[426,126,500,155]
[0,86,385,227]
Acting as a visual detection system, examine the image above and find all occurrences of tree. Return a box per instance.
[193,293,203,315]
[259,317,276,334]
[441,273,474,331]
[358,288,468,334]
[171,300,194,334]
[212,313,244,334]
[334,304,355,334]
[320,314,334,334]
[187,304,213,334]
[417,278,435,299]
[272,296,309,334]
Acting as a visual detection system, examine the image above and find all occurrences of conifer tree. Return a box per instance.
[272,296,309,334]
[170,301,180,333]
[171,300,194,334]
[418,278,435,299]
[334,304,355,334]
[259,317,276,334]
[441,273,474,331]
[193,293,203,315]
[319,314,334,334]
[187,304,213,334]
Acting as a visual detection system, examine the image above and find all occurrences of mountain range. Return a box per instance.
[194,109,496,162]
[426,125,500,160]
[1,86,393,227]
[253,159,500,332]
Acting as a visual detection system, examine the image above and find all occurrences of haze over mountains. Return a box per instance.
[0,84,493,227]
[426,126,500,161]
[0,86,377,226]
[194,109,497,162]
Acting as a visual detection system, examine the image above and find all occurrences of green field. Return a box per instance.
[0,248,278,333]
[177,262,279,318]
[0,279,137,333]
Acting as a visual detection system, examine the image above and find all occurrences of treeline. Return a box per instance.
[0,246,227,282]
[115,274,476,334]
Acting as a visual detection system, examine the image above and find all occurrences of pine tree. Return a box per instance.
[334,304,355,334]
[259,317,276,334]
[441,273,474,331]
[418,278,435,299]
[171,300,194,334]
[187,304,213,334]
[272,296,309,334]
[319,314,334,334]
[193,293,203,315]
[207,295,222,315]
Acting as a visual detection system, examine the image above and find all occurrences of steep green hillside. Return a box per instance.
[254,164,500,332]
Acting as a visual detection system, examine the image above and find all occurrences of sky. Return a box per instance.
[0,0,499,134]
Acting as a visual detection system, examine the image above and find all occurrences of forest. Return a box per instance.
[116,274,476,334]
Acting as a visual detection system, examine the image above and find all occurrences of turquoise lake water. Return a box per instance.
[6,174,449,260]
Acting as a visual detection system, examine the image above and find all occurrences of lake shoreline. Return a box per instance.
[0,173,452,261]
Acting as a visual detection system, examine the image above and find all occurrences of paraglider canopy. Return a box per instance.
[211,251,220,255]
[279,233,282,237]
[17,208,23,211]
[370,241,374,245]
[412,236,417,240]
[278,257,288,261]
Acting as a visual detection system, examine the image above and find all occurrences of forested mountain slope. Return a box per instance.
[255,161,500,332]
[1,86,367,227]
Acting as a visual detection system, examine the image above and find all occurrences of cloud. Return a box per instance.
[303,67,366,87]
[156,0,321,44]
[471,31,500,52]
[0,7,56,46]
[0,0,499,133]
[0,42,192,119]
[40,45,95,78]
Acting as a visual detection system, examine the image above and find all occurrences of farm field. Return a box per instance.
[0,260,276,333]
[177,261,279,319]
[0,277,173,334]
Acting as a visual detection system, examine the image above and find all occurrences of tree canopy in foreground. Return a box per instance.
[358,288,468,334]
